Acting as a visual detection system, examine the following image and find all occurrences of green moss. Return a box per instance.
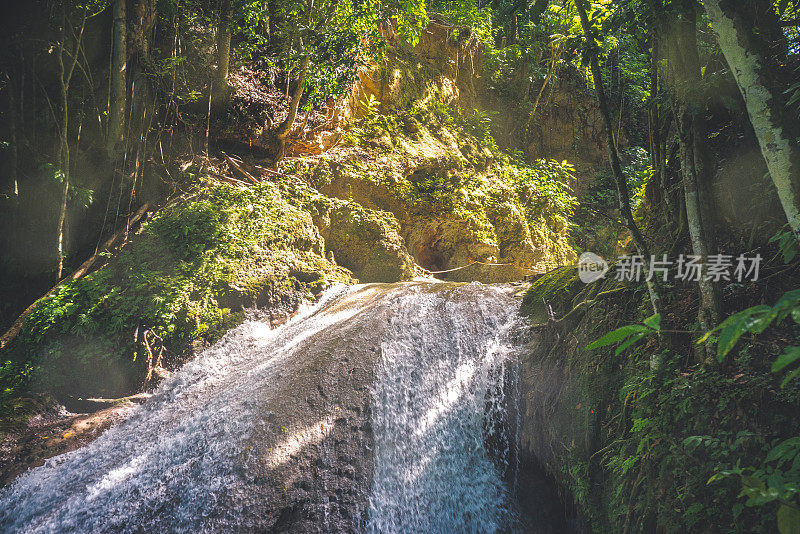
[295,100,578,279]
[520,265,583,321]
[0,178,353,407]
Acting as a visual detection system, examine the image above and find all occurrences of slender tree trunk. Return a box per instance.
[659,118,673,217]
[108,0,126,157]
[273,55,309,161]
[575,0,663,317]
[703,0,800,241]
[56,56,71,282]
[526,42,561,130]
[212,0,232,115]
[55,12,85,282]
[8,73,19,197]
[648,33,670,221]
[676,107,722,329]
[648,34,659,173]
[667,6,722,344]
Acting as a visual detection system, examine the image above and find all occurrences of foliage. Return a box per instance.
[587,313,661,355]
[359,94,381,117]
[622,147,652,210]
[509,158,578,218]
[697,288,800,380]
[698,281,800,533]
[709,436,800,534]
[592,338,799,533]
[0,177,347,407]
[270,0,427,108]
[770,225,800,264]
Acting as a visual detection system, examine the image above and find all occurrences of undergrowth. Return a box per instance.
[521,250,800,533]
[0,177,349,419]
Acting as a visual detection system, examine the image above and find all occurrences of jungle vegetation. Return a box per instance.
[1,0,800,532]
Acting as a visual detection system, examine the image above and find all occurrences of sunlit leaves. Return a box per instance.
[263,0,426,107]
[512,158,578,218]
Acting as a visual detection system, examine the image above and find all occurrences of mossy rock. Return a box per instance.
[520,265,584,323]
[0,178,356,406]
[297,111,577,282]
[317,201,415,283]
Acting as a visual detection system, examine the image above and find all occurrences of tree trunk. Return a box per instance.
[54,11,85,282]
[675,107,722,329]
[648,33,672,222]
[575,0,663,318]
[267,0,284,51]
[56,62,71,282]
[108,0,127,157]
[703,0,800,241]
[666,5,722,345]
[212,0,232,116]
[273,55,309,161]
[131,0,155,62]
[8,73,19,197]
[526,42,561,130]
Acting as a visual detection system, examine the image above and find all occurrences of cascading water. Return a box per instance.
[0,282,522,533]
[366,286,518,533]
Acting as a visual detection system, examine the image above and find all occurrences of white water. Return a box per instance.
[0,282,520,533]
[366,284,519,533]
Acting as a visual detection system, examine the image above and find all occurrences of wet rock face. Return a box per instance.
[239,287,392,532]
[0,283,524,532]
[0,286,390,532]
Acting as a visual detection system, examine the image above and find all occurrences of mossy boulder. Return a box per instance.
[315,200,416,283]
[0,177,356,407]
[520,265,584,323]
[290,108,577,282]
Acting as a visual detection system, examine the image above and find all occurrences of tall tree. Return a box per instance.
[575,0,663,317]
[212,0,232,115]
[54,6,87,281]
[664,0,721,342]
[107,0,126,156]
[702,0,800,241]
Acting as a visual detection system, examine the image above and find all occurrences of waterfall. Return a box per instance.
[0,282,520,533]
[366,285,518,533]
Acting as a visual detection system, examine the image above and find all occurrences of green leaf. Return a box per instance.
[777,504,800,534]
[615,332,646,356]
[782,367,800,388]
[741,474,767,492]
[717,306,771,361]
[776,290,800,310]
[773,347,800,373]
[587,325,649,350]
[697,329,716,344]
[643,314,661,330]
[766,437,800,468]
